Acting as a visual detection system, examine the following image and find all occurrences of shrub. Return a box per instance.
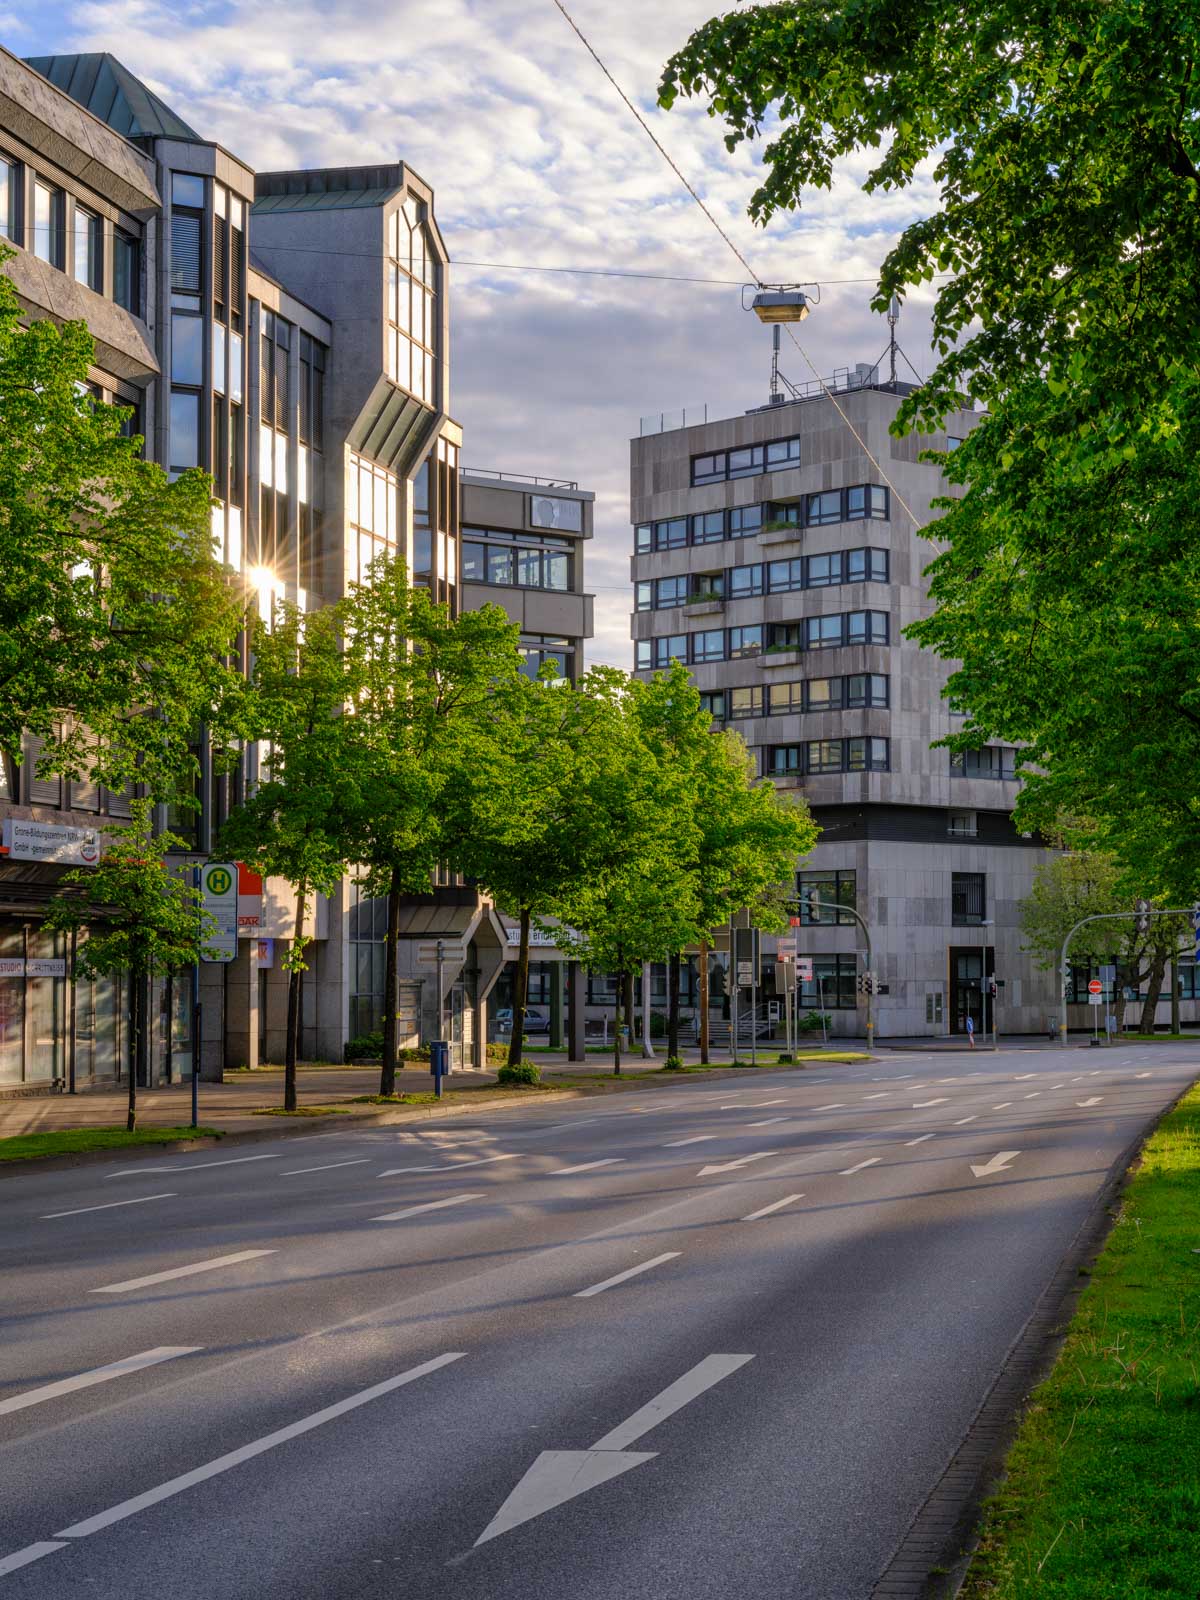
[661,1055,685,1072]
[344,1031,383,1062]
[496,1061,541,1087]
[796,1011,831,1035]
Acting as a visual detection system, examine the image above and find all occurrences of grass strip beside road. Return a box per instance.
[0,1126,223,1163]
[958,1083,1200,1600]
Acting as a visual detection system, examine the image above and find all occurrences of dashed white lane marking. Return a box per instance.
[746,1116,789,1127]
[905,1134,935,1146]
[91,1250,276,1295]
[1014,1074,1036,1082]
[863,1093,888,1100]
[372,1193,484,1223]
[1023,1092,1041,1099]
[954,1115,978,1125]
[1135,1072,1152,1079]
[574,1252,680,1298]
[698,1152,778,1176]
[107,1154,281,1179]
[41,1193,176,1220]
[742,1194,804,1221]
[840,1157,881,1176]
[1076,1097,1105,1107]
[0,1347,199,1417]
[377,1153,520,1176]
[1050,1083,1066,1089]
[551,1159,625,1176]
[742,1099,789,1108]
[914,1098,951,1107]
[664,1136,715,1148]
[0,1543,67,1578]
[281,1159,370,1176]
[814,1103,845,1111]
[992,1103,1013,1110]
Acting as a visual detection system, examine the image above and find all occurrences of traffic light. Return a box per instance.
[856,973,876,996]
[1135,898,1151,934]
[987,978,998,998]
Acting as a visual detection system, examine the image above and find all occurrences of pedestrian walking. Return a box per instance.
[965,1014,975,1048]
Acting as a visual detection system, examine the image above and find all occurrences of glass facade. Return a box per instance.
[387,195,438,405]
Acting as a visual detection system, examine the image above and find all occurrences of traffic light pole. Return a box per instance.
[800,896,875,1051]
[1058,907,1193,1046]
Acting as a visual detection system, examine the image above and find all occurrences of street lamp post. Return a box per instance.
[798,896,875,1050]
[1058,907,1193,1045]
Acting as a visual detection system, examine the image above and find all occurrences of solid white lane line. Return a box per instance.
[840,1157,881,1175]
[743,1194,804,1221]
[372,1193,484,1223]
[992,1103,1013,1110]
[41,1193,175,1220]
[281,1159,370,1176]
[905,1134,935,1146]
[377,1153,520,1177]
[51,1354,465,1542]
[954,1115,978,1125]
[746,1116,789,1127]
[0,1348,199,1417]
[574,1252,680,1298]
[591,1353,754,1451]
[91,1250,276,1296]
[0,1544,67,1578]
[550,1159,625,1175]
[664,1135,715,1148]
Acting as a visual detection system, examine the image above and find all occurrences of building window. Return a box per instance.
[806,738,844,773]
[349,452,398,584]
[846,548,889,583]
[73,206,102,290]
[952,872,987,926]
[768,745,802,775]
[768,622,802,651]
[690,437,800,486]
[767,558,805,593]
[171,312,204,385]
[807,484,889,525]
[847,736,889,771]
[728,624,763,658]
[33,180,64,267]
[112,229,138,313]
[729,504,764,536]
[805,614,845,649]
[462,528,573,593]
[387,195,438,405]
[767,680,804,715]
[798,954,857,1010]
[728,563,764,599]
[699,690,725,721]
[805,676,840,711]
[691,629,724,663]
[170,204,203,293]
[950,746,1018,780]
[947,810,977,837]
[846,610,889,645]
[0,155,16,242]
[348,882,387,1039]
[520,635,575,681]
[728,686,763,719]
[797,870,857,925]
[692,510,725,544]
[169,390,200,472]
[845,673,889,708]
[767,739,890,778]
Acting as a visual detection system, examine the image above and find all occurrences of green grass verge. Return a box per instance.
[252,1105,359,1116]
[0,1126,223,1163]
[958,1083,1200,1600]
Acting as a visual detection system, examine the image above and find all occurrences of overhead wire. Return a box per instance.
[548,0,935,539]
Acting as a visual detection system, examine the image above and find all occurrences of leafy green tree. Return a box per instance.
[448,665,620,1071]
[339,555,525,1094]
[217,601,364,1109]
[45,801,219,1130]
[659,3,1200,897]
[1019,849,1187,1031]
[0,258,246,800]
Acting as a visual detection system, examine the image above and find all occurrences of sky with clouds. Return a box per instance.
[19,0,942,667]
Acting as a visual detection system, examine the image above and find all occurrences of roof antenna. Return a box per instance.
[887,293,900,386]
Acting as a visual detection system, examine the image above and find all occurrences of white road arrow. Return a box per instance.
[969,1151,1021,1179]
[913,1098,950,1108]
[473,1354,753,1547]
[1076,1097,1104,1107]
[697,1152,778,1177]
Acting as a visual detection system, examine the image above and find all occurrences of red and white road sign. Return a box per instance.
[1088,978,1102,995]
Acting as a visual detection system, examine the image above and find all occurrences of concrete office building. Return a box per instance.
[631,369,1079,1038]
[0,46,594,1093]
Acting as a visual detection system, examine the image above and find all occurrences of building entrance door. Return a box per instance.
[950,947,993,1035]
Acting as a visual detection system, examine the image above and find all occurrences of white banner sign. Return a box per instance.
[2,819,100,866]
[0,958,25,977]
[26,958,66,977]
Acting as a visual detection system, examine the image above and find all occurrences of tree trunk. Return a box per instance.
[127,972,141,1133]
[641,961,655,1058]
[612,976,622,1076]
[667,950,681,1059]
[1139,948,1166,1036]
[622,970,635,1053]
[509,905,531,1068]
[379,870,402,1097]
[1170,956,1180,1035]
[284,879,308,1112]
[698,939,710,1064]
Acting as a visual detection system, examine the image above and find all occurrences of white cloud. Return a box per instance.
[33,0,944,667]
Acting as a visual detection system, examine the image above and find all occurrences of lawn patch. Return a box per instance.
[958,1082,1200,1600]
[0,1126,222,1163]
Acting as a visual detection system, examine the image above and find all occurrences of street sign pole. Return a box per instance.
[436,938,446,1045]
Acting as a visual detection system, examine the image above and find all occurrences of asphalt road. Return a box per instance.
[1,1042,1194,1599]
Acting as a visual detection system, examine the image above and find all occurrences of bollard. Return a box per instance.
[429,1039,449,1099]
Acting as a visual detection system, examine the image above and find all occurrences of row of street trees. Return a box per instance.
[1,258,815,1117]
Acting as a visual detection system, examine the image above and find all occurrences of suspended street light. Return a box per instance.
[750,286,813,323]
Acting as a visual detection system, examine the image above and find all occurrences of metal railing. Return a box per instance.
[461,467,578,489]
